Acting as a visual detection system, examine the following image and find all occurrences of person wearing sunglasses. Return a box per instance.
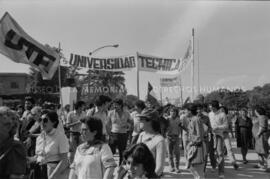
[29,110,69,179]
[69,116,116,179]
[136,108,166,177]
[117,143,158,179]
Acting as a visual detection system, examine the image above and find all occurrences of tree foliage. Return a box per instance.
[203,84,270,115]
[79,70,127,103]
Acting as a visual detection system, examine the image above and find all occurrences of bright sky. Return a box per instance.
[1,0,270,102]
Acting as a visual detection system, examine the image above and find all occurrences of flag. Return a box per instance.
[146,82,159,107]
[178,39,193,72]
[0,12,60,80]
[148,82,153,93]
[183,39,192,60]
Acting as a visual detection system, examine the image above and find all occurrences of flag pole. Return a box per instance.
[179,76,183,106]
[160,86,163,106]
[197,38,200,96]
[191,28,195,101]
[136,52,140,99]
[57,42,64,109]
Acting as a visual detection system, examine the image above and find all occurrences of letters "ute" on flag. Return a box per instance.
[0,12,60,80]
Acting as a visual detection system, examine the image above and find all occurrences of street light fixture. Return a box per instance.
[89,44,119,56]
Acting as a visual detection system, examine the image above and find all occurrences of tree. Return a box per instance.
[79,70,126,103]
[29,66,69,92]
[29,66,69,103]
[247,83,270,116]
[204,88,248,110]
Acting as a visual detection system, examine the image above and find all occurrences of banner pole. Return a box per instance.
[197,38,200,96]
[57,42,64,109]
[191,28,195,101]
[160,85,163,106]
[136,52,140,99]
[179,75,183,106]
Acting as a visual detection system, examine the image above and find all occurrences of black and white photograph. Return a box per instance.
[0,0,269,178]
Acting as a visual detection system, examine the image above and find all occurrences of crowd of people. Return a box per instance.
[0,95,270,179]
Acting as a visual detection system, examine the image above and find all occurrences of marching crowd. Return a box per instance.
[0,95,270,179]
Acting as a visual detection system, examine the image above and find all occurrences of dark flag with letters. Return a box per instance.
[0,12,60,80]
[146,82,159,107]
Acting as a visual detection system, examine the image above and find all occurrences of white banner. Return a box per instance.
[160,77,179,87]
[63,53,136,71]
[0,12,60,80]
[137,53,192,75]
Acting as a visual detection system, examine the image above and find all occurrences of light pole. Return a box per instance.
[89,44,119,56]
[69,44,119,77]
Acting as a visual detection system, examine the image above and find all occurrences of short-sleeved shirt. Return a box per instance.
[209,111,228,137]
[107,109,131,133]
[0,140,27,179]
[71,142,116,179]
[237,116,252,128]
[198,114,212,135]
[67,110,86,133]
[167,117,181,136]
[36,128,69,164]
[137,131,166,176]
[180,114,190,138]
[87,107,108,135]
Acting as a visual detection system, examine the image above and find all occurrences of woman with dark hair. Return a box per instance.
[29,110,69,179]
[137,108,166,177]
[252,106,269,170]
[186,104,206,179]
[69,116,116,179]
[235,107,253,164]
[0,106,27,179]
[117,143,158,179]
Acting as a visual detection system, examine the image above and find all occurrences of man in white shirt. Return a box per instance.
[86,95,112,139]
[130,100,145,145]
[209,100,225,178]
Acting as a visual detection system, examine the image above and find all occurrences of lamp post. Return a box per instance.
[89,44,119,56]
[68,44,119,77]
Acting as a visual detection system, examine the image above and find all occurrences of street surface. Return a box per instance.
[114,139,270,179]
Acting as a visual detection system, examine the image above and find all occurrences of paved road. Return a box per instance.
[114,139,269,179]
[161,149,269,179]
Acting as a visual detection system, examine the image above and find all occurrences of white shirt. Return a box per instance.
[72,143,116,179]
[137,131,166,176]
[87,107,108,135]
[209,111,228,137]
[36,128,69,164]
[131,111,142,136]
[67,110,86,132]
